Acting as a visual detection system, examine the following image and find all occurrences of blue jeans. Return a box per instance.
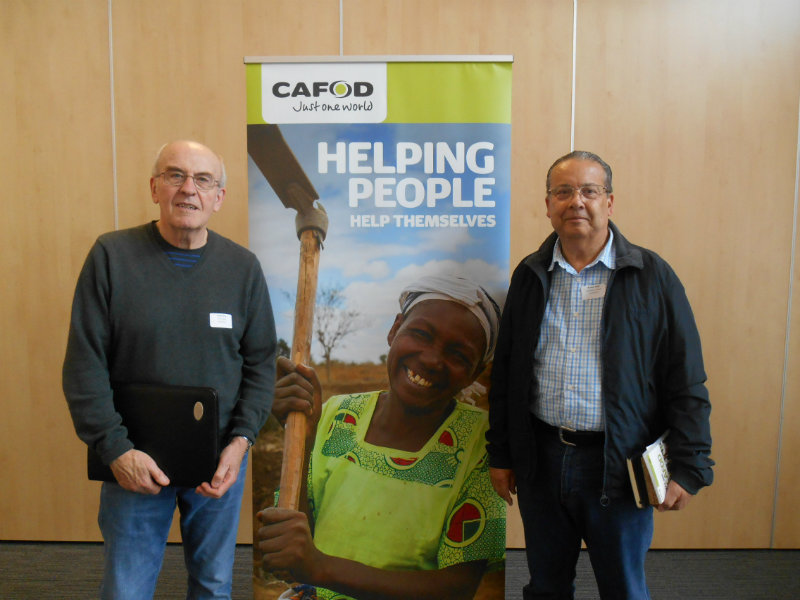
[98,454,247,600]
[516,425,652,600]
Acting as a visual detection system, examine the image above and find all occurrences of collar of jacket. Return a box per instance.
[522,221,644,277]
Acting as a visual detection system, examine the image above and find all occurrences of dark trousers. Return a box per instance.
[516,422,653,600]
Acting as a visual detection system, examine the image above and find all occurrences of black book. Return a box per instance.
[88,383,219,488]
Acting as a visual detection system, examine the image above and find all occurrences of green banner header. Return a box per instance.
[385,62,511,124]
[246,60,512,125]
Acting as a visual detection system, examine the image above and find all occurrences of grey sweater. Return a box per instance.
[63,222,277,465]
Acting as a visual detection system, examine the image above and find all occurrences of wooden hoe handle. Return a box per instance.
[277,229,323,510]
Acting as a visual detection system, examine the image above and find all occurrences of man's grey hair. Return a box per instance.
[151,141,227,188]
[546,150,613,193]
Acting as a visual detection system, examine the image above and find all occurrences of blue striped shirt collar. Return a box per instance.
[549,228,616,274]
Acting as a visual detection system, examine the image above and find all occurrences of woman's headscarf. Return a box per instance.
[398,274,502,365]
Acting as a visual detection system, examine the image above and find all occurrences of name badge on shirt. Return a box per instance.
[209,313,233,329]
[581,284,606,301]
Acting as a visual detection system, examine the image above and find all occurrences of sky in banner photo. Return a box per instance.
[248,121,510,365]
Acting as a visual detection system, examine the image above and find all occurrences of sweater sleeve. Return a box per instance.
[224,259,277,443]
[62,240,134,465]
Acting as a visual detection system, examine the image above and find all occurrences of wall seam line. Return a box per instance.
[108,0,119,230]
[772,93,800,548]
[339,0,344,56]
[570,0,577,151]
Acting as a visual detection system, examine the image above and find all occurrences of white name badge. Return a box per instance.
[209,313,233,329]
[581,284,606,301]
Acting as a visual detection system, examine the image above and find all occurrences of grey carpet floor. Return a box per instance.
[1,542,798,599]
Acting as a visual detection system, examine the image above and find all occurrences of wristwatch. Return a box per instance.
[236,435,254,450]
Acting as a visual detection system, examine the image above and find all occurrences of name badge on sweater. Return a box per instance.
[581,284,606,301]
[209,313,233,329]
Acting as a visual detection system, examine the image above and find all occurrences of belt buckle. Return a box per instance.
[558,426,577,447]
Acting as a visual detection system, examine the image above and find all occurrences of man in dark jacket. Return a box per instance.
[487,151,713,599]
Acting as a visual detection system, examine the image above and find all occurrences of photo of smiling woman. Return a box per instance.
[257,274,506,600]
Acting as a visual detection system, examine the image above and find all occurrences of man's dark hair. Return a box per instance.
[546,150,613,193]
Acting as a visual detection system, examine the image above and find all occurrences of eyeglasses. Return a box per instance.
[547,184,608,201]
[156,169,220,191]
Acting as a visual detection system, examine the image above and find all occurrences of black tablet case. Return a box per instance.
[87,383,219,487]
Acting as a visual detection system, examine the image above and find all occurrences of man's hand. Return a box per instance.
[110,449,170,494]
[658,480,693,512]
[490,467,516,506]
[195,436,249,498]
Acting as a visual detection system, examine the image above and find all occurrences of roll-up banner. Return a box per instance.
[247,56,512,600]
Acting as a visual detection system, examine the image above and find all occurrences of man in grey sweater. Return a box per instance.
[63,140,277,599]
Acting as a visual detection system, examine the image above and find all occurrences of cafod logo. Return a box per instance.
[271,80,374,99]
[261,62,387,124]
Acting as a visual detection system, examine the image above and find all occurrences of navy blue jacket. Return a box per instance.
[487,222,713,499]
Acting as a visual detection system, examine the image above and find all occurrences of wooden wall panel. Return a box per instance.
[111,0,249,240]
[575,0,800,547]
[0,0,114,540]
[110,0,341,239]
[2,0,799,552]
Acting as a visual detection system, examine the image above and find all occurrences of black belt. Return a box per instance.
[534,417,605,447]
